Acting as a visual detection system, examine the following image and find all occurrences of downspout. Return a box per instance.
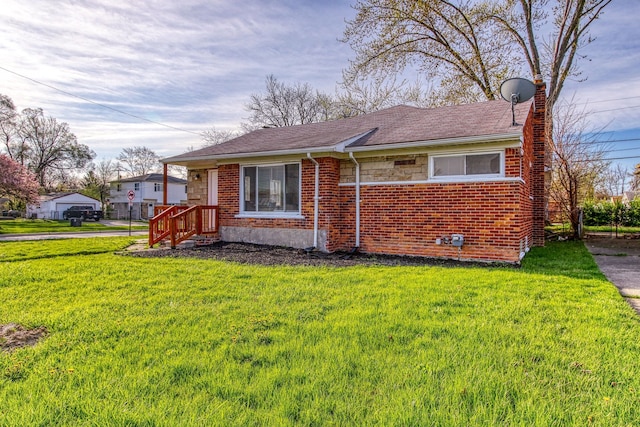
[349,152,360,249]
[306,153,320,249]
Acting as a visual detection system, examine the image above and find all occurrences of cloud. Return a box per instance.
[1,0,637,169]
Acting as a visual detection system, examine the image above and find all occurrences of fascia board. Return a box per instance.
[345,132,522,153]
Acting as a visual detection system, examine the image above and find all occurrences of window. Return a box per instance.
[116,184,122,191]
[134,183,140,191]
[154,183,163,192]
[241,163,300,213]
[432,152,502,178]
[185,185,188,193]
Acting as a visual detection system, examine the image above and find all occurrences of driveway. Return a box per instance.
[584,236,640,315]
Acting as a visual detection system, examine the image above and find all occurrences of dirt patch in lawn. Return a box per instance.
[126,241,512,268]
[0,323,48,352]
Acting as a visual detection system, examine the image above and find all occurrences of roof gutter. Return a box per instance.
[344,132,522,153]
[161,146,332,165]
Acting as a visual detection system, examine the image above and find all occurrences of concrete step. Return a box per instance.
[176,235,220,249]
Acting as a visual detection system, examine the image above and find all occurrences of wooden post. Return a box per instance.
[163,163,168,205]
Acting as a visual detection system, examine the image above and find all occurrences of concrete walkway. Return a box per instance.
[584,236,640,315]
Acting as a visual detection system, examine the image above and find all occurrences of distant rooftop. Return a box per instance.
[113,173,186,184]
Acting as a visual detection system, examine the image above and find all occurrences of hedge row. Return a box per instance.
[583,199,640,226]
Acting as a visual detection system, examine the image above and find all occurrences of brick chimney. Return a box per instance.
[531,77,546,247]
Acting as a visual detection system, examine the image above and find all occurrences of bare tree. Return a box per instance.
[244,75,334,128]
[336,72,431,116]
[117,146,160,177]
[598,164,629,198]
[201,127,240,147]
[0,94,17,154]
[342,0,518,103]
[343,0,612,126]
[82,159,119,209]
[490,0,613,141]
[8,108,94,190]
[632,163,640,191]
[550,98,609,238]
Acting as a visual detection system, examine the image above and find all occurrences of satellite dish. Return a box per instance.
[500,78,536,126]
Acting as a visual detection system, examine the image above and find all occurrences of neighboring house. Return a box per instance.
[109,173,187,220]
[27,192,101,220]
[161,83,547,263]
[622,191,638,205]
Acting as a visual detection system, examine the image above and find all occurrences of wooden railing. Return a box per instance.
[149,205,219,248]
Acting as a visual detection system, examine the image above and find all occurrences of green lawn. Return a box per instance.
[0,219,148,234]
[1,239,639,426]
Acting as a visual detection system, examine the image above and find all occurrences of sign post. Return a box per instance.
[127,190,135,236]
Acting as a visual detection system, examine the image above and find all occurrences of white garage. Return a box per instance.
[27,192,101,220]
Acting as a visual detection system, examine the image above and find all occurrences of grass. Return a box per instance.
[1,239,639,426]
[0,237,137,262]
[0,219,148,234]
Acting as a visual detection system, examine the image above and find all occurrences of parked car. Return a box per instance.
[1,210,21,218]
[62,206,103,221]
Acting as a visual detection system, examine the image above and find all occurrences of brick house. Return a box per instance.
[160,83,546,263]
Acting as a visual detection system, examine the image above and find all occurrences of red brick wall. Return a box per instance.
[336,181,527,262]
[217,162,312,231]
[214,126,543,262]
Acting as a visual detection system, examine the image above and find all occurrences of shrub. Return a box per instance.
[583,199,640,227]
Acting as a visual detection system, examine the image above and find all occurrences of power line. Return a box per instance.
[608,146,640,153]
[582,95,640,104]
[579,137,640,146]
[574,155,640,162]
[0,65,201,136]
[590,104,640,114]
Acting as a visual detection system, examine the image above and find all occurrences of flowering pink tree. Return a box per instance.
[0,154,39,204]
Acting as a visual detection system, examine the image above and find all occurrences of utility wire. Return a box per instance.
[589,104,640,114]
[573,155,640,162]
[578,138,640,146]
[577,95,640,104]
[0,65,201,136]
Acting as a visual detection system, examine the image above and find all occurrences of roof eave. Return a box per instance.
[161,146,333,165]
[346,132,522,153]
[162,129,378,165]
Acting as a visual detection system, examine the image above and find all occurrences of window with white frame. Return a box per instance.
[431,152,502,178]
[154,183,163,192]
[241,163,300,213]
[134,183,140,191]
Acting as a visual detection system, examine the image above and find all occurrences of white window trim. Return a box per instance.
[429,150,504,181]
[238,162,303,218]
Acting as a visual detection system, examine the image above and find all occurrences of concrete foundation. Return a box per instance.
[220,226,328,251]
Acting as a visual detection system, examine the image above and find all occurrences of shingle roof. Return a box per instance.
[164,100,532,163]
[38,192,100,202]
[115,173,186,184]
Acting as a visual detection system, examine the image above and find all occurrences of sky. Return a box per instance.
[1,0,639,174]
